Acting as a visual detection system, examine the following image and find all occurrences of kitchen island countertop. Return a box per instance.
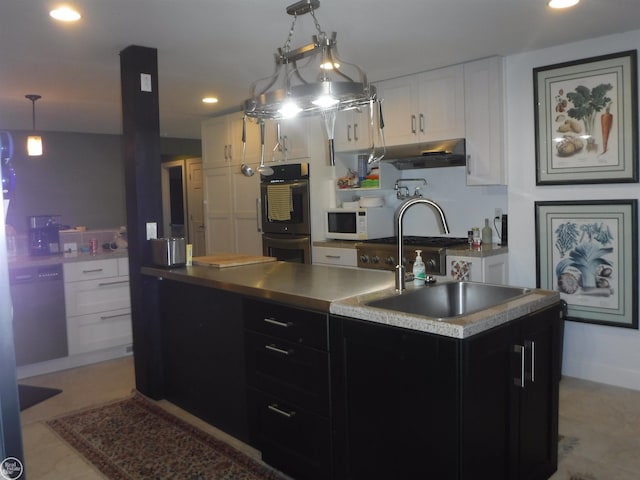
[142,262,395,312]
[142,261,560,338]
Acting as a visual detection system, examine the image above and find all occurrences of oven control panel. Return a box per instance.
[357,246,443,275]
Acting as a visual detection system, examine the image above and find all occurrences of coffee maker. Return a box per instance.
[28,214,62,255]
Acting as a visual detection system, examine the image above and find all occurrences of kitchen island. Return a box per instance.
[142,261,563,480]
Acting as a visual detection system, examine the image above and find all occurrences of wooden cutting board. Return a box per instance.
[192,254,277,268]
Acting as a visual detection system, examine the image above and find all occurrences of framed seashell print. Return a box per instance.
[534,50,638,185]
[535,199,638,328]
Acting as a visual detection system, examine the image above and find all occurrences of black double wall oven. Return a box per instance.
[260,163,311,264]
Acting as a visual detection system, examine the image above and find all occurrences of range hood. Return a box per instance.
[381,138,466,170]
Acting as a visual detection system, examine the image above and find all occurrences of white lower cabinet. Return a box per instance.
[446,252,508,285]
[312,246,358,268]
[63,258,132,356]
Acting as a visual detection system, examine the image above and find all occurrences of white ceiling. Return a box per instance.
[0,0,637,139]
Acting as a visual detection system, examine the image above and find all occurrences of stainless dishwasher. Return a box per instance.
[9,264,68,366]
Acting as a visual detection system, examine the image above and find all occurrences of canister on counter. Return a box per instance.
[89,238,98,255]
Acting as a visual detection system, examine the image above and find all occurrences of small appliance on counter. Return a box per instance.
[28,214,65,256]
[151,237,186,267]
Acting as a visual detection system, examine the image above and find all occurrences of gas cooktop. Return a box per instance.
[360,236,468,247]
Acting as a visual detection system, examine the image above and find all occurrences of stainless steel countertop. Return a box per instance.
[142,262,395,312]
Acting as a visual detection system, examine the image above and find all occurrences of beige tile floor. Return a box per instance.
[18,356,640,479]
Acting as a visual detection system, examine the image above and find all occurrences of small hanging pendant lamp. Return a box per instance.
[25,94,43,156]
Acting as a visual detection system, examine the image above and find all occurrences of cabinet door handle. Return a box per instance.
[411,115,416,134]
[526,340,536,383]
[467,155,471,175]
[223,145,228,159]
[513,344,525,388]
[347,124,352,142]
[282,135,289,153]
[100,312,130,321]
[227,144,232,162]
[353,123,359,141]
[263,317,291,328]
[82,268,104,274]
[268,404,296,418]
[98,280,129,287]
[419,113,424,133]
[265,344,292,356]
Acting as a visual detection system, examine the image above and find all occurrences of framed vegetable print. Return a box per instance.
[535,200,638,328]
[534,50,638,185]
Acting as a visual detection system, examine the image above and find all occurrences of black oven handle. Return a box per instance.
[262,234,311,247]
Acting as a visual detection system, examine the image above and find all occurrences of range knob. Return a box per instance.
[385,256,395,266]
[371,255,380,264]
[360,255,369,263]
[426,258,437,269]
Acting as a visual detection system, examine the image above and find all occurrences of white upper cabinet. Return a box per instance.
[464,56,506,185]
[376,64,465,146]
[265,117,310,162]
[334,106,373,152]
[202,112,261,168]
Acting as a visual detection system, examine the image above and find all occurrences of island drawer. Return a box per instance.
[243,299,328,350]
[245,331,329,415]
[247,387,331,480]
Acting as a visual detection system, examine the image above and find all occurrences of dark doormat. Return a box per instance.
[18,384,62,411]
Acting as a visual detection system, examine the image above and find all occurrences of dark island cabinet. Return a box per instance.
[159,280,248,442]
[460,303,562,480]
[329,316,461,480]
[244,298,332,480]
[331,301,562,480]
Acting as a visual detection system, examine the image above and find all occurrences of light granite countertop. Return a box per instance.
[330,282,560,339]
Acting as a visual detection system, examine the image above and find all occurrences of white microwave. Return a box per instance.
[325,208,394,240]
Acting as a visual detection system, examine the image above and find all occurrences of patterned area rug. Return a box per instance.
[46,392,286,480]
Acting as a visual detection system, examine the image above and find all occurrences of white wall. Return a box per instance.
[506,29,640,390]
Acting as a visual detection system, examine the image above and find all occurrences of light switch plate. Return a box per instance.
[146,222,157,240]
[140,73,152,92]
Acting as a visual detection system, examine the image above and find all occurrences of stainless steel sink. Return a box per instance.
[366,281,532,319]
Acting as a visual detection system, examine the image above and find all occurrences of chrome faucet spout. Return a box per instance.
[395,198,450,291]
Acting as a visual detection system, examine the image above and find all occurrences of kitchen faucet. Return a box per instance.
[395,198,450,291]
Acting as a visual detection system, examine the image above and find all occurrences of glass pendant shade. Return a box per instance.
[25,94,43,156]
[27,135,43,156]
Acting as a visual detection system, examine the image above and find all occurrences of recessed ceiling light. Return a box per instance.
[548,0,580,9]
[50,6,82,22]
[202,97,219,104]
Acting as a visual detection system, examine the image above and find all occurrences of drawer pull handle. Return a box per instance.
[82,268,104,274]
[98,280,129,287]
[265,344,291,356]
[325,255,341,259]
[268,404,296,418]
[263,317,291,328]
[100,312,130,321]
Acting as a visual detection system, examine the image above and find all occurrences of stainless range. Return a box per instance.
[356,236,468,275]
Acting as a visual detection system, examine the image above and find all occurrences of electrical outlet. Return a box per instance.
[494,208,503,219]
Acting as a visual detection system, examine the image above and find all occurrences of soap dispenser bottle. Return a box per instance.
[413,250,426,286]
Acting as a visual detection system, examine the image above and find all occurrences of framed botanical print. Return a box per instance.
[534,50,638,185]
[535,200,638,328]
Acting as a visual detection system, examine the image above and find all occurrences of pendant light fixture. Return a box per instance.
[243,0,380,166]
[25,94,43,156]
